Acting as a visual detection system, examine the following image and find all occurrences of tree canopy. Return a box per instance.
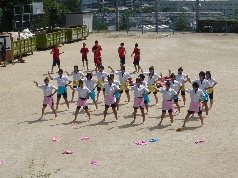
[0,0,81,32]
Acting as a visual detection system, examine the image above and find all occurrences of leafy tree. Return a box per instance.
[63,0,81,13]
[175,13,191,31]
[162,7,171,12]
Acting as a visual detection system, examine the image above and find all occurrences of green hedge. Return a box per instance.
[198,20,238,33]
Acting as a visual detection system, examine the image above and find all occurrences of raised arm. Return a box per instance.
[65,71,70,76]
[168,70,171,77]
[48,71,53,80]
[108,66,115,73]
[33,81,38,87]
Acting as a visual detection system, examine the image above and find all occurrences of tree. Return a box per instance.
[64,0,81,13]
[162,7,171,12]
[0,0,65,32]
[175,13,191,31]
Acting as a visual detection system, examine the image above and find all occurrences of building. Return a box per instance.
[156,0,238,15]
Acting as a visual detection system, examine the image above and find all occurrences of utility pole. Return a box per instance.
[62,0,65,25]
[155,0,158,34]
[196,0,199,32]
[80,0,83,12]
[116,0,119,31]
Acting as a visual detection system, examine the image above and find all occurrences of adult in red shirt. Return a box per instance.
[92,40,102,65]
[50,45,64,73]
[118,43,126,67]
[131,43,141,73]
[80,43,89,70]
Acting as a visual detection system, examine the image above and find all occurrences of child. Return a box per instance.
[190,71,212,117]
[80,43,89,70]
[182,82,205,127]
[118,43,126,67]
[102,76,120,122]
[0,42,6,67]
[138,74,150,114]
[48,69,71,110]
[50,45,64,74]
[169,67,190,106]
[82,73,98,109]
[109,74,121,111]
[169,73,182,113]
[206,71,217,108]
[65,65,84,101]
[93,46,101,72]
[92,40,102,66]
[73,80,92,121]
[108,66,132,102]
[129,78,150,124]
[142,66,160,105]
[93,66,107,101]
[158,81,178,126]
[131,43,141,73]
[33,77,58,120]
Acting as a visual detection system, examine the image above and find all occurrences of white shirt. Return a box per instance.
[75,86,91,98]
[130,85,149,97]
[141,80,148,87]
[175,73,187,84]
[143,72,160,84]
[160,88,177,101]
[114,71,131,82]
[186,88,205,102]
[104,83,120,95]
[94,71,107,81]
[70,71,84,80]
[192,79,212,92]
[82,79,96,90]
[38,84,57,96]
[170,80,182,93]
[53,75,71,86]
[206,77,217,86]
[113,80,120,87]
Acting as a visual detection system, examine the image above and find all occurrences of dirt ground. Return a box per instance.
[0,31,238,178]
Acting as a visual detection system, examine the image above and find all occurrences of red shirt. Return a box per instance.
[119,47,126,57]
[133,48,140,60]
[80,47,89,58]
[52,48,60,60]
[92,45,102,56]
[94,50,101,64]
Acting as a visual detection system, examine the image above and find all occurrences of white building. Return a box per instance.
[156,0,238,15]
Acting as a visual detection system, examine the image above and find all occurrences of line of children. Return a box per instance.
[34,68,217,128]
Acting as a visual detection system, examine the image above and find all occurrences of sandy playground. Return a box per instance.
[0,32,238,178]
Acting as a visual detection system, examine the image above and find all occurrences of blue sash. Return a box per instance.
[58,86,67,94]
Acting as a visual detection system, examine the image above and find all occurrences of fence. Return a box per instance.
[198,20,238,33]
[93,13,197,34]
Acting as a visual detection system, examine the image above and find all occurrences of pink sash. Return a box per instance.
[189,102,202,113]
[77,98,88,107]
[105,95,116,105]
[134,97,145,108]
[162,100,174,111]
[43,96,54,107]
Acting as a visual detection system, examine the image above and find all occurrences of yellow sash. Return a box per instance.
[179,86,185,91]
[98,80,104,89]
[207,88,214,94]
[73,80,79,87]
[120,81,129,90]
[148,84,156,92]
